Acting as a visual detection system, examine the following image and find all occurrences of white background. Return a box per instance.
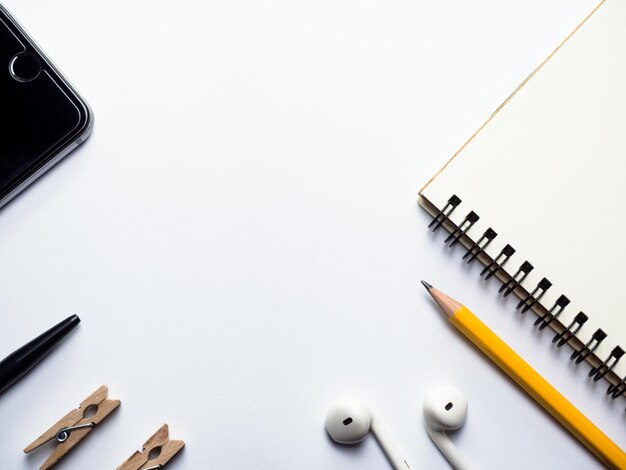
[0,0,614,469]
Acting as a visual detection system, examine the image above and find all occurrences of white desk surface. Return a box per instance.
[0,0,613,468]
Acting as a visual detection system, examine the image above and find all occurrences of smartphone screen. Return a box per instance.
[0,7,91,206]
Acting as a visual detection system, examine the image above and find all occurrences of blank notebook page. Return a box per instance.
[420,0,626,377]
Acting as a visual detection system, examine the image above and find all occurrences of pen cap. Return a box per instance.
[0,314,80,394]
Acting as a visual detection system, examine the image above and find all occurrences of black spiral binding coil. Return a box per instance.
[445,211,479,247]
[463,228,497,264]
[552,312,587,348]
[429,195,461,232]
[571,329,606,365]
[428,195,626,406]
[517,277,552,314]
[535,295,570,330]
[589,347,624,382]
[499,261,532,297]
[480,244,515,280]
[607,375,626,400]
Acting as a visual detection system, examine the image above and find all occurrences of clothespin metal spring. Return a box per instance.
[55,423,95,442]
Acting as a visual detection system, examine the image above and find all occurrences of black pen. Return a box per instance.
[0,315,80,394]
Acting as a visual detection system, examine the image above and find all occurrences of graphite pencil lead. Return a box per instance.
[421,280,433,290]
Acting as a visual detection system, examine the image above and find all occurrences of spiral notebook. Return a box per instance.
[419,0,626,401]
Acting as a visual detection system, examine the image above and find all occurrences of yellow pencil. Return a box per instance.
[422,281,626,469]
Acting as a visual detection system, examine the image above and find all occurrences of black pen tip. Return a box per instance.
[421,280,433,290]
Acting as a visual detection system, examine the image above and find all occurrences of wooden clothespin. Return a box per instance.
[24,385,120,469]
[117,424,185,470]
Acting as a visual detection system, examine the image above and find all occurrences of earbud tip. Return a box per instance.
[423,386,468,431]
[325,399,371,444]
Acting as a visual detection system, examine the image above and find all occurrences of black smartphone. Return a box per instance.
[0,4,92,209]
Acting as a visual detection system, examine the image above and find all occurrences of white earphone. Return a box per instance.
[325,398,411,470]
[423,386,470,470]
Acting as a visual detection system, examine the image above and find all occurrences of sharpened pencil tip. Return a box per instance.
[421,280,432,290]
